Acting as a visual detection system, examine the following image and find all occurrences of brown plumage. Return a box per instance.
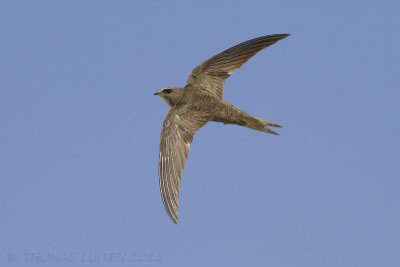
[154,34,290,223]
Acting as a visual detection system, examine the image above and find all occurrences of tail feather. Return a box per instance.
[211,101,282,135]
[264,120,282,128]
[257,118,282,135]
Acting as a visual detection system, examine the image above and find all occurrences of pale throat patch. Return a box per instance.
[157,95,171,106]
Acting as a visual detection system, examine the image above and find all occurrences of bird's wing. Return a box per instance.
[159,109,209,224]
[185,34,290,98]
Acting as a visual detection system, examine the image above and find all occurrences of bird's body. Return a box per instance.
[155,34,290,223]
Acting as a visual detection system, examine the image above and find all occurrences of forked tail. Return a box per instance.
[211,101,282,135]
[254,117,282,135]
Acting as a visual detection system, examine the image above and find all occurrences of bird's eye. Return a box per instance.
[163,89,172,94]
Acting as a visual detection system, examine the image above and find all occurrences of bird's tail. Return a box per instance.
[212,101,282,135]
[252,117,282,135]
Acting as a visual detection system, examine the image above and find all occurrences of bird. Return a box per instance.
[154,34,290,224]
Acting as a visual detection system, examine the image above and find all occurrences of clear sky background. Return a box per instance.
[1,1,399,266]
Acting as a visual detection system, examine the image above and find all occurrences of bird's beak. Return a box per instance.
[153,92,159,96]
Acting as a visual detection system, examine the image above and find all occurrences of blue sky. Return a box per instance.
[1,0,399,266]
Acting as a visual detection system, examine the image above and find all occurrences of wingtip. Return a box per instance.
[275,33,291,40]
[168,212,179,224]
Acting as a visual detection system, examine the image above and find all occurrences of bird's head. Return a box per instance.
[154,87,185,107]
